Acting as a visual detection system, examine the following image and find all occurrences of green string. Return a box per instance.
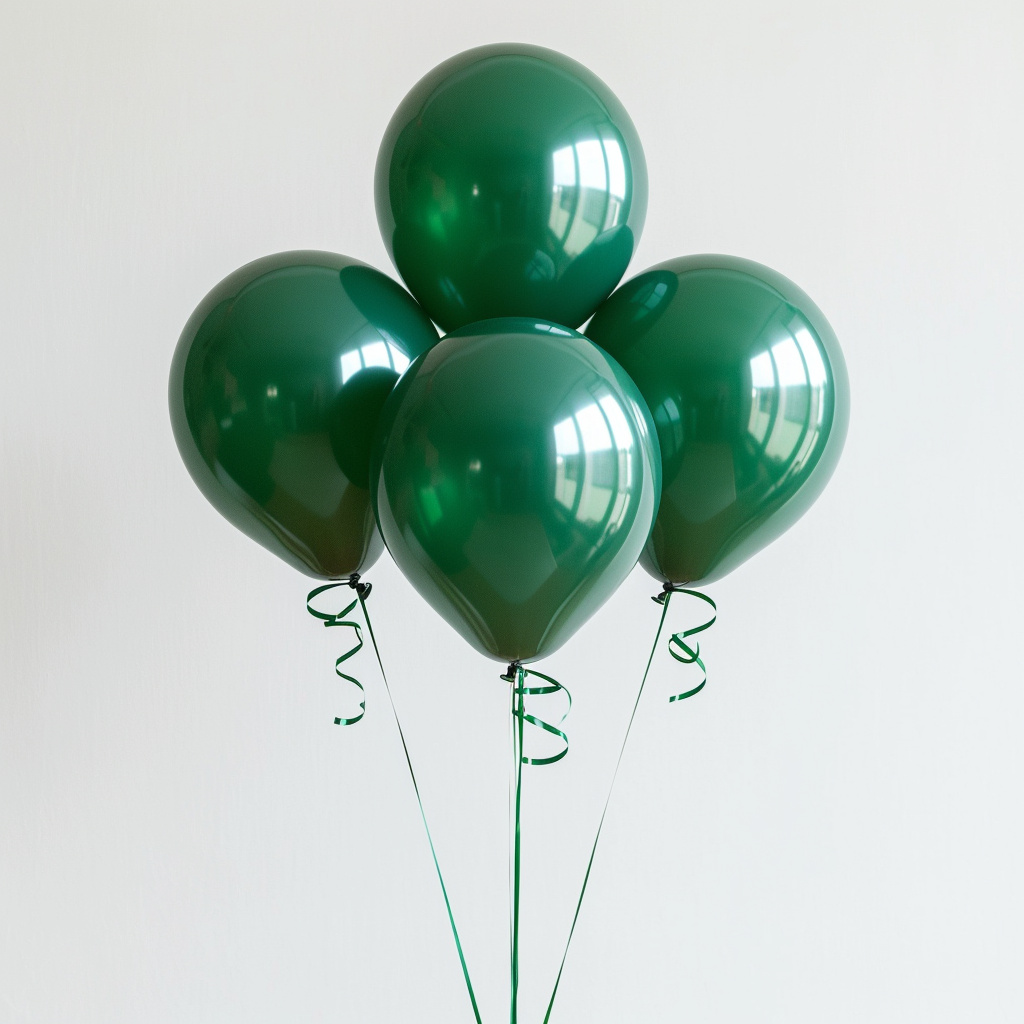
[541,586,716,1024]
[307,582,714,1024]
[306,580,481,1024]
[306,581,367,725]
[356,589,483,1024]
[506,663,571,1024]
[510,672,524,1024]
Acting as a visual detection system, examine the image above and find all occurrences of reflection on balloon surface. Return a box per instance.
[747,320,830,482]
[371,318,660,662]
[169,252,439,579]
[339,336,410,384]
[549,133,629,256]
[375,44,647,333]
[587,255,849,586]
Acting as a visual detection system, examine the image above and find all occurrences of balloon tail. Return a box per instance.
[541,587,716,1024]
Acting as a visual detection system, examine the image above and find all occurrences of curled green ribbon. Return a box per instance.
[306,577,371,725]
[541,586,717,1024]
[502,663,572,765]
[656,586,718,703]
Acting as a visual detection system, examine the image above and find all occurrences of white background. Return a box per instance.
[2,1,1022,1021]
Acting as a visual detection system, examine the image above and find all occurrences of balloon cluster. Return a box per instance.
[170,42,849,667]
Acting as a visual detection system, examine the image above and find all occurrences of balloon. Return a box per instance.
[375,43,648,334]
[586,255,849,586]
[169,251,439,579]
[371,318,661,663]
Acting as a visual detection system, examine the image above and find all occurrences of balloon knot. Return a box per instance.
[347,573,372,599]
[500,660,521,683]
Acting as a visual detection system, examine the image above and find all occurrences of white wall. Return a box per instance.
[2,1,1022,1021]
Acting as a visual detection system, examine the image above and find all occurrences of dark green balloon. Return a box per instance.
[371,318,661,663]
[169,251,439,579]
[586,255,850,586]
[375,44,648,334]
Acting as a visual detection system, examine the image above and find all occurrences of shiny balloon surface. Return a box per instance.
[372,318,661,663]
[375,44,647,333]
[169,251,439,579]
[587,255,849,586]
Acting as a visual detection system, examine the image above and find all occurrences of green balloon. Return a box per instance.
[169,251,439,579]
[586,255,850,586]
[371,318,661,663]
[375,43,648,334]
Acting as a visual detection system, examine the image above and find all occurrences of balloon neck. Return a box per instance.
[346,573,372,599]
[652,581,689,605]
[500,660,522,683]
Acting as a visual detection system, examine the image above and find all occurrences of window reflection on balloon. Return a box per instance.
[548,131,629,257]
[340,335,411,385]
[655,395,685,460]
[533,322,573,337]
[525,250,556,282]
[747,313,832,488]
[552,388,636,540]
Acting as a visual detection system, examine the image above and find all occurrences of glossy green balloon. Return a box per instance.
[372,318,661,663]
[587,255,850,586]
[375,44,648,334]
[169,251,439,579]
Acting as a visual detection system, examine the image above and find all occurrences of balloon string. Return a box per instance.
[541,587,715,1024]
[503,661,571,1024]
[306,579,481,1024]
[357,590,483,1024]
[509,671,524,1024]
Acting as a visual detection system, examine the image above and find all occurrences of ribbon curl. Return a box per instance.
[654,585,718,703]
[502,661,572,765]
[306,576,372,725]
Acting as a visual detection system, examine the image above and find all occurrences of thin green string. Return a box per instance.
[306,581,481,1024]
[541,587,716,1024]
[506,663,572,1024]
[358,591,483,1024]
[510,670,524,1024]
